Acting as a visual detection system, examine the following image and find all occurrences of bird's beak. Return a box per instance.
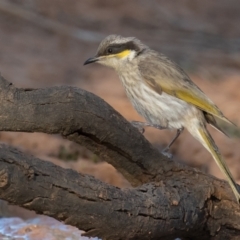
[83,56,100,65]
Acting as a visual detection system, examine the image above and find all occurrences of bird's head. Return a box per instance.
[84,35,146,70]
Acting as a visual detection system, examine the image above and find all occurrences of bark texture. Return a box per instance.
[0,74,239,239]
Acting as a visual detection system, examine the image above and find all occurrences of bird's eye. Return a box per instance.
[107,48,113,54]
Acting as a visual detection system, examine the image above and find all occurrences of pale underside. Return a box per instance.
[119,70,203,130]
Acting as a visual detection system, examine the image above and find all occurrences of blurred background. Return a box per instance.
[0,0,240,239]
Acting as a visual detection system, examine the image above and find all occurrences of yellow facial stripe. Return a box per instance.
[104,50,131,59]
[115,50,131,58]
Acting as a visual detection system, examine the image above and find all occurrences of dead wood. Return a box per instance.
[0,74,239,239]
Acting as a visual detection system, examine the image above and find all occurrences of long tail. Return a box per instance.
[189,123,240,202]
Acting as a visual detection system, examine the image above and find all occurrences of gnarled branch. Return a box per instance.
[0,74,239,239]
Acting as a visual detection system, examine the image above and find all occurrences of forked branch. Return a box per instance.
[0,74,239,239]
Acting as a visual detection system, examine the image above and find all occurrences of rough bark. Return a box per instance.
[0,74,239,239]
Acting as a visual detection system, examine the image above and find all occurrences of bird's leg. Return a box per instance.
[161,127,184,158]
[131,121,167,134]
[131,121,183,159]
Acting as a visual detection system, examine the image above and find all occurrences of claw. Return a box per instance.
[131,121,145,134]
[161,150,173,159]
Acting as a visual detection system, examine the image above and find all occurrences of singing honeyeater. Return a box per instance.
[84,34,240,202]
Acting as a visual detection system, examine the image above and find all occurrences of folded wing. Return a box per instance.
[138,52,234,126]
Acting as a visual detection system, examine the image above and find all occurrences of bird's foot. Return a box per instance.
[131,121,167,134]
[161,147,173,159]
[130,121,146,134]
[161,151,173,159]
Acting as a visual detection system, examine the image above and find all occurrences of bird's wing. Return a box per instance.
[204,112,229,137]
[138,52,234,125]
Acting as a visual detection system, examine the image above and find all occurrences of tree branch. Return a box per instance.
[0,144,240,240]
[0,73,182,186]
[0,74,239,239]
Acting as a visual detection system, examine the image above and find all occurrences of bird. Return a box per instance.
[84,34,240,202]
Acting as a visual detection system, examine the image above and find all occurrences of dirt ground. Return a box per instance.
[0,1,240,239]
